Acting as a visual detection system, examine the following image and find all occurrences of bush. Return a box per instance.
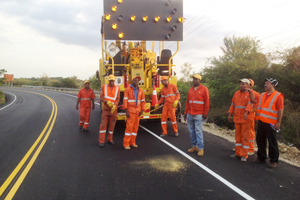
[0,90,5,105]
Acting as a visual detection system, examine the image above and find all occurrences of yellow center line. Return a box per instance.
[0,90,58,199]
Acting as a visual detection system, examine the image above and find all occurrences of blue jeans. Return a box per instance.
[187,113,204,149]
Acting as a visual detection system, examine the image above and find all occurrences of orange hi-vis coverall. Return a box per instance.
[99,84,120,144]
[77,88,96,129]
[158,83,180,135]
[249,89,261,153]
[228,90,254,159]
[123,86,146,148]
[184,84,210,116]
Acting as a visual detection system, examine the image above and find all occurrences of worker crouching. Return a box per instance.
[228,79,254,161]
[98,75,120,147]
[76,80,96,131]
[155,76,180,137]
[123,76,146,150]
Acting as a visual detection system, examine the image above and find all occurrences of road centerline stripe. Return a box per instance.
[139,125,255,200]
[0,91,57,199]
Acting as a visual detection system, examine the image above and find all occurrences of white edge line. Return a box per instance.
[139,125,255,200]
[0,92,17,111]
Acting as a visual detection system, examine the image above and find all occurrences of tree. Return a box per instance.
[88,75,100,91]
[40,73,50,86]
[179,63,193,86]
[61,76,78,88]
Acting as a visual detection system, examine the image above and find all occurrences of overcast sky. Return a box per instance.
[0,0,300,80]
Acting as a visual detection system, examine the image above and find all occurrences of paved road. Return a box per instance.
[0,87,299,200]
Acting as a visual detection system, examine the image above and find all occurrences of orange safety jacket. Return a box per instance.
[77,88,96,108]
[256,91,283,124]
[158,83,180,105]
[228,90,254,123]
[123,86,146,113]
[184,85,210,115]
[100,84,120,110]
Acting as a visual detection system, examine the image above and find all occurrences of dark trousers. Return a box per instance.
[256,120,279,163]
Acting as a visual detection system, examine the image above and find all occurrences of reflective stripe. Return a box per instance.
[81,98,91,101]
[125,133,131,136]
[161,121,167,124]
[124,97,128,100]
[257,92,265,110]
[165,94,176,97]
[153,90,157,95]
[235,105,246,108]
[242,145,249,149]
[141,99,145,102]
[269,92,280,109]
[231,103,235,106]
[257,113,277,120]
[80,121,84,123]
[104,84,119,101]
[132,133,137,136]
[175,91,179,94]
[171,121,176,124]
[250,140,255,143]
[161,95,165,97]
[128,100,136,102]
[235,143,242,146]
[109,131,113,134]
[189,100,204,104]
[262,107,278,114]
[84,122,89,124]
[99,130,106,133]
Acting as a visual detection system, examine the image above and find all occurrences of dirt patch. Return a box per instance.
[181,119,300,168]
[131,155,189,172]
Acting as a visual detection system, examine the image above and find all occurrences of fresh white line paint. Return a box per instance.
[139,125,255,200]
[0,92,17,111]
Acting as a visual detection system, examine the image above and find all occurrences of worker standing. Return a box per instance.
[228,79,254,161]
[155,76,180,137]
[76,80,96,131]
[253,78,284,168]
[245,79,261,155]
[98,75,120,147]
[184,74,210,157]
[123,76,146,150]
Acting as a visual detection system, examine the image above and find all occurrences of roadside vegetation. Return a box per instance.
[0,69,7,105]
[178,35,300,149]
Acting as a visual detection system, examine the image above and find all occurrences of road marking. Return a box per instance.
[139,125,255,200]
[0,91,57,199]
[0,91,17,111]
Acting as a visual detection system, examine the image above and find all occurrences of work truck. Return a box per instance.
[97,0,184,121]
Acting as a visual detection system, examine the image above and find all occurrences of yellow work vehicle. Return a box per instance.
[97,0,184,121]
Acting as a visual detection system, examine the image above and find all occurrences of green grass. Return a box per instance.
[0,90,5,105]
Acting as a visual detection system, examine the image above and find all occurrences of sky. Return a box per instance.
[0,0,300,80]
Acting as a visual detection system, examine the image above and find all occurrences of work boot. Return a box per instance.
[269,162,278,168]
[99,143,105,148]
[79,126,83,129]
[241,157,247,162]
[160,134,167,137]
[83,128,88,132]
[197,149,204,157]
[232,148,235,152]
[131,144,138,148]
[248,152,254,155]
[230,154,238,158]
[174,132,179,137]
[107,141,115,145]
[188,147,199,153]
[124,146,131,150]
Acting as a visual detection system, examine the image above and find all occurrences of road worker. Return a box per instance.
[123,76,146,150]
[184,74,210,157]
[154,76,180,137]
[76,80,96,131]
[228,78,254,161]
[98,75,120,147]
[245,78,261,155]
[253,78,284,168]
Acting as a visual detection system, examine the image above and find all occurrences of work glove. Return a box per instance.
[107,101,113,108]
[111,105,116,113]
[172,100,178,108]
[154,104,159,110]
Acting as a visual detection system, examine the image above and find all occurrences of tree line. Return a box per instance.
[177,35,300,148]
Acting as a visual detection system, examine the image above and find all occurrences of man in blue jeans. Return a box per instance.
[184,74,210,156]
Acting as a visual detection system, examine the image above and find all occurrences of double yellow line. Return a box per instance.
[0,91,57,199]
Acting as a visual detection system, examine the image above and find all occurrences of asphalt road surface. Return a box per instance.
[0,87,299,200]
